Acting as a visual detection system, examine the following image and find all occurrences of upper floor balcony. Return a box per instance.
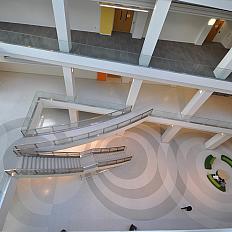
[0,21,231,82]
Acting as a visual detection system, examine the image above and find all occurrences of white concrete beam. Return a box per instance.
[38,99,232,135]
[3,43,232,95]
[52,0,71,52]
[147,116,232,135]
[126,79,143,107]
[162,89,212,142]
[205,133,232,149]
[139,0,172,66]
[162,125,182,143]
[214,48,232,80]
[181,90,212,116]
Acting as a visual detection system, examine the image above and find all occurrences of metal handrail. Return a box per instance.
[98,155,133,167]
[5,167,84,176]
[14,109,153,155]
[14,146,126,157]
[0,172,11,206]
[21,91,128,136]
[152,110,232,130]
[5,154,132,176]
[24,106,132,137]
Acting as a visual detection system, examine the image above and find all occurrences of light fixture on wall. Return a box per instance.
[208,18,216,26]
[71,68,74,73]
[99,2,149,13]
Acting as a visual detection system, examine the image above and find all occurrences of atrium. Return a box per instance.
[0,0,232,231]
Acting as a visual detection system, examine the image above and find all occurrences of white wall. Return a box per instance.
[0,0,55,27]
[68,0,99,32]
[0,0,150,36]
[0,72,66,123]
[0,0,100,33]
[131,12,148,39]
[159,11,209,43]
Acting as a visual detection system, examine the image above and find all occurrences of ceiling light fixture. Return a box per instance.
[208,18,216,26]
[99,3,149,13]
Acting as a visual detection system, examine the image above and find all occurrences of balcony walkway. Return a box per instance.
[0,22,230,81]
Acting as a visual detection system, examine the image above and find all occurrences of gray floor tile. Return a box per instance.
[0,21,230,81]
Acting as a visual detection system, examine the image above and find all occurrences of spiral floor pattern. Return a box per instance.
[3,123,232,231]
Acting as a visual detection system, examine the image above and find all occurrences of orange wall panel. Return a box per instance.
[97,72,107,81]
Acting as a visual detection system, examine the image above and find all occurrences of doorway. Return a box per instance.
[113,9,134,33]
[204,19,224,43]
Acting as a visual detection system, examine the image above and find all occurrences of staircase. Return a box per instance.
[5,146,132,176]
[14,108,153,155]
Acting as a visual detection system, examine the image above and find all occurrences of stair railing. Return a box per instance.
[15,109,153,155]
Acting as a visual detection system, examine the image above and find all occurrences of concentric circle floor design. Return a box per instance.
[3,123,232,231]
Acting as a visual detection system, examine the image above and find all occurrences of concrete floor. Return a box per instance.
[3,123,232,231]
[0,22,230,80]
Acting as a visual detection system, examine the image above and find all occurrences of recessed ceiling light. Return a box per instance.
[208,18,216,26]
[99,3,149,13]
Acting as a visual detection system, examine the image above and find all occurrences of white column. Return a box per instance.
[52,0,78,123]
[52,0,71,52]
[132,12,149,39]
[162,125,182,143]
[62,66,78,122]
[195,21,213,45]
[205,133,232,149]
[126,79,143,108]
[162,89,212,142]
[214,48,232,80]
[139,0,172,66]
[181,90,213,116]
[63,67,76,96]
[121,76,130,84]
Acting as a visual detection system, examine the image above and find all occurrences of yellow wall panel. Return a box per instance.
[100,6,115,35]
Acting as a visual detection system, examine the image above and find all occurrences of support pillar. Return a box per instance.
[162,89,212,142]
[205,133,232,149]
[139,0,172,66]
[52,0,71,52]
[181,90,213,116]
[62,67,78,122]
[162,125,182,143]
[62,67,76,96]
[195,20,213,45]
[214,48,232,80]
[126,79,143,108]
[52,0,78,122]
